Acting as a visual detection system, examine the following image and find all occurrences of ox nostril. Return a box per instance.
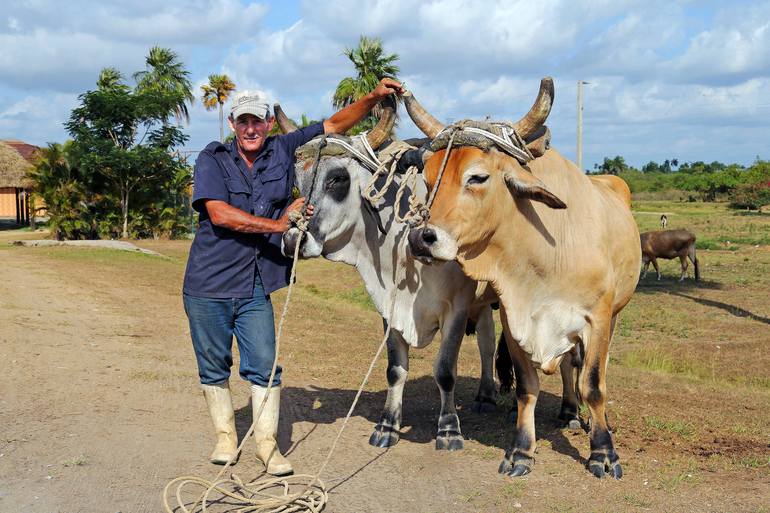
[422,228,437,244]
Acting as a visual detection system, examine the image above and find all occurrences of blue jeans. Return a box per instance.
[183,271,281,386]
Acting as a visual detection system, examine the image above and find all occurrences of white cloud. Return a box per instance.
[0,1,269,92]
[669,4,770,84]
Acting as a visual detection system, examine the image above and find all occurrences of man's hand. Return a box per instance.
[371,78,404,100]
[323,78,404,135]
[276,197,314,232]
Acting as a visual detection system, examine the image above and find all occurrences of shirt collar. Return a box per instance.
[228,138,274,164]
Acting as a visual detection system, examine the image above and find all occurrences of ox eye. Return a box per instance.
[466,174,489,186]
[326,173,349,189]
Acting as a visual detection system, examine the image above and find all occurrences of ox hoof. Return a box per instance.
[558,407,580,425]
[566,419,582,432]
[369,427,400,448]
[471,398,497,414]
[588,452,622,480]
[435,431,464,451]
[558,410,582,432]
[498,456,534,477]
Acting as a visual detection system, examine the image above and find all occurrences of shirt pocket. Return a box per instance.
[260,163,290,208]
[224,177,252,213]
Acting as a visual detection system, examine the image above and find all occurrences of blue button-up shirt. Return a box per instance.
[183,122,324,298]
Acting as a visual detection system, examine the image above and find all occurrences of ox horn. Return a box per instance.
[512,77,554,140]
[402,91,445,139]
[365,95,398,150]
[273,103,298,134]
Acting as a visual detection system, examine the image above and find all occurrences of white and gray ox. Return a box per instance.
[278,100,498,450]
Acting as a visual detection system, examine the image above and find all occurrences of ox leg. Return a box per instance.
[558,349,581,431]
[369,326,409,448]
[498,315,539,477]
[580,311,622,479]
[472,306,498,414]
[434,313,466,451]
[641,261,650,279]
[652,259,661,280]
[678,255,688,281]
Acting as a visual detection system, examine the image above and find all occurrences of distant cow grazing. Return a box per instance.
[660,214,668,229]
[640,229,700,281]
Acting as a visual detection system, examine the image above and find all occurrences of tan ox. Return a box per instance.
[404,78,641,479]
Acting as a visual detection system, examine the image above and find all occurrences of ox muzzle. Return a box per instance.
[407,224,458,264]
[281,227,323,259]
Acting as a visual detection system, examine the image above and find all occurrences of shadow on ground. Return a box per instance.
[635,275,723,292]
[635,275,769,324]
[233,375,587,467]
[0,219,23,231]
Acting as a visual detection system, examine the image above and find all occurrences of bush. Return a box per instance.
[729,181,770,210]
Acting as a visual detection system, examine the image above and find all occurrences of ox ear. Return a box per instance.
[504,168,566,209]
[396,147,433,174]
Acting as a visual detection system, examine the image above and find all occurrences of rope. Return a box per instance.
[325,134,380,171]
[162,140,401,513]
[463,125,533,163]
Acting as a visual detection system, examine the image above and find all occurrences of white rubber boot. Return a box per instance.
[251,384,293,476]
[201,382,239,465]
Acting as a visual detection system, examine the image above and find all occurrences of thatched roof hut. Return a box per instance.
[0,140,36,188]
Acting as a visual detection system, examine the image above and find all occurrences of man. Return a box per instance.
[183,78,403,475]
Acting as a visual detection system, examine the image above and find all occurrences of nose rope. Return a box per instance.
[289,136,328,234]
[398,127,459,229]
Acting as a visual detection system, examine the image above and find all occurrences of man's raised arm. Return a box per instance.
[322,78,404,135]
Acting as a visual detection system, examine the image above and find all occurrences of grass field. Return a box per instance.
[1,201,768,513]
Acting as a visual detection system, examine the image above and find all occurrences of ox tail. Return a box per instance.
[689,243,700,281]
[495,333,514,395]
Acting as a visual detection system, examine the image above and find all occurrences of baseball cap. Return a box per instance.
[229,90,271,120]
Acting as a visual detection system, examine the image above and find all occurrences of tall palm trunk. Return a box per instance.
[121,189,130,239]
[218,102,224,142]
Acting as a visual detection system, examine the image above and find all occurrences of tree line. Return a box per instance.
[592,156,770,209]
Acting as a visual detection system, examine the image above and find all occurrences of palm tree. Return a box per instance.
[134,46,194,123]
[97,67,126,91]
[333,36,399,133]
[201,74,237,142]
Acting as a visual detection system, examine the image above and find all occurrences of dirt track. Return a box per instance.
[1,232,768,513]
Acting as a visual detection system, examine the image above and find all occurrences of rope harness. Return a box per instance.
[364,121,535,229]
[163,120,534,512]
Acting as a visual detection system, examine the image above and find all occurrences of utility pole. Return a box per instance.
[577,80,589,172]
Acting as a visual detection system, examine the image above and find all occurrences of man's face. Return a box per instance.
[228,114,275,154]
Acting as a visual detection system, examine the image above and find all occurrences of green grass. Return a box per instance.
[62,455,88,467]
[302,283,376,312]
[632,200,770,248]
[621,494,652,508]
[735,455,770,469]
[497,480,526,501]
[622,343,770,390]
[643,415,696,439]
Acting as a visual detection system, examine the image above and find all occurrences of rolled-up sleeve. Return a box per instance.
[277,122,325,156]
[192,151,229,212]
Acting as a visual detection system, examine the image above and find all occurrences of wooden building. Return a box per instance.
[0,140,39,224]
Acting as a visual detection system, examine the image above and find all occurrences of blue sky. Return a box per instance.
[1,0,769,170]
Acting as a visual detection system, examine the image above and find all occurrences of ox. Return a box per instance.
[640,229,699,281]
[404,78,641,479]
[278,98,498,451]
